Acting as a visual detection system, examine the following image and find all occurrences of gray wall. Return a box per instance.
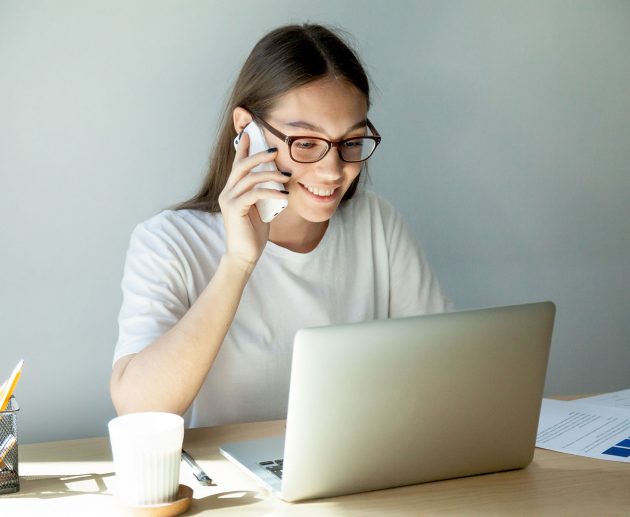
[1,1,628,444]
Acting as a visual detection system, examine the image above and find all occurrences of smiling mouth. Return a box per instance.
[298,182,340,199]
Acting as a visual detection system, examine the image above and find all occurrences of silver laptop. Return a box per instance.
[219,302,556,502]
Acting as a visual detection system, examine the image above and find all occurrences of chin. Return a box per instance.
[295,201,342,223]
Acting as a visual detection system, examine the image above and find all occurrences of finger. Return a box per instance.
[226,150,277,187]
[227,145,279,188]
[231,188,290,217]
[236,148,279,177]
[229,171,291,199]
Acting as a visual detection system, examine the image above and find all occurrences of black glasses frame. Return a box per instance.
[252,116,382,164]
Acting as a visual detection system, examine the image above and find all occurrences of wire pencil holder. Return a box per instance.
[0,397,20,494]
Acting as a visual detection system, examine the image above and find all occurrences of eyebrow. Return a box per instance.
[284,119,368,134]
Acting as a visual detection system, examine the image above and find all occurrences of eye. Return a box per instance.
[343,139,365,148]
[295,140,317,150]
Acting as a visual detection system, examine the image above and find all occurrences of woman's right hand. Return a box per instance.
[218,132,290,274]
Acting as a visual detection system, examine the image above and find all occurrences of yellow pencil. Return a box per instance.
[0,360,24,411]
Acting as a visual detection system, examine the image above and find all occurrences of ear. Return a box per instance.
[233,107,254,134]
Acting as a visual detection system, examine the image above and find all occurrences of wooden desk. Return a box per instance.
[2,417,630,516]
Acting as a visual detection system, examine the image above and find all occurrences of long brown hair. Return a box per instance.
[176,23,372,212]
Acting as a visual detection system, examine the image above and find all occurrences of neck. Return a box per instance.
[268,211,329,254]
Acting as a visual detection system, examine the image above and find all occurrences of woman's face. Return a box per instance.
[263,78,368,224]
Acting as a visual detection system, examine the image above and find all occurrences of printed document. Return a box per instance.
[536,395,630,463]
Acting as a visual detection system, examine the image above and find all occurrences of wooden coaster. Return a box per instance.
[122,484,193,517]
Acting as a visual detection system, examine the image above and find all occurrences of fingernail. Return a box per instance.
[280,190,289,194]
[281,171,292,177]
[267,147,278,153]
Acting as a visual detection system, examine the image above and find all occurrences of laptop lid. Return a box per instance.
[222,302,556,502]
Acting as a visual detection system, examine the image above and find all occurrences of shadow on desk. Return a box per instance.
[188,490,262,514]
[3,472,114,499]
[6,473,262,511]
[4,474,262,512]
[5,475,263,514]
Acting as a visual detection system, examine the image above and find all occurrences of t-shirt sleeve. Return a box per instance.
[113,221,190,366]
[380,199,455,317]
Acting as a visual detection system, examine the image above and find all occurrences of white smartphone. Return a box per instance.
[233,121,288,223]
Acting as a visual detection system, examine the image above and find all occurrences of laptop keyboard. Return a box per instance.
[259,459,284,479]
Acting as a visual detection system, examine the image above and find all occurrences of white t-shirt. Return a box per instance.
[114,190,453,428]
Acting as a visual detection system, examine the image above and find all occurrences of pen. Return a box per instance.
[181,449,213,486]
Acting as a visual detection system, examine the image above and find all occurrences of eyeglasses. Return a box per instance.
[253,116,381,164]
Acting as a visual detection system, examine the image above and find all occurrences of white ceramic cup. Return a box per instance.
[108,412,184,506]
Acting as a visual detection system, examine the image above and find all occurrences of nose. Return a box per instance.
[313,146,345,181]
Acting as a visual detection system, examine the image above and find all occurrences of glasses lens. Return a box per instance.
[290,137,378,163]
[340,138,377,162]
[291,138,329,163]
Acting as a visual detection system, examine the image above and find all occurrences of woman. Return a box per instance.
[110,23,453,428]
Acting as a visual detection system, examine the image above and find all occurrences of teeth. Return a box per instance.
[302,183,335,197]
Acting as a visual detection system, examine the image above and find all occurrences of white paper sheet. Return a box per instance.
[536,398,630,463]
